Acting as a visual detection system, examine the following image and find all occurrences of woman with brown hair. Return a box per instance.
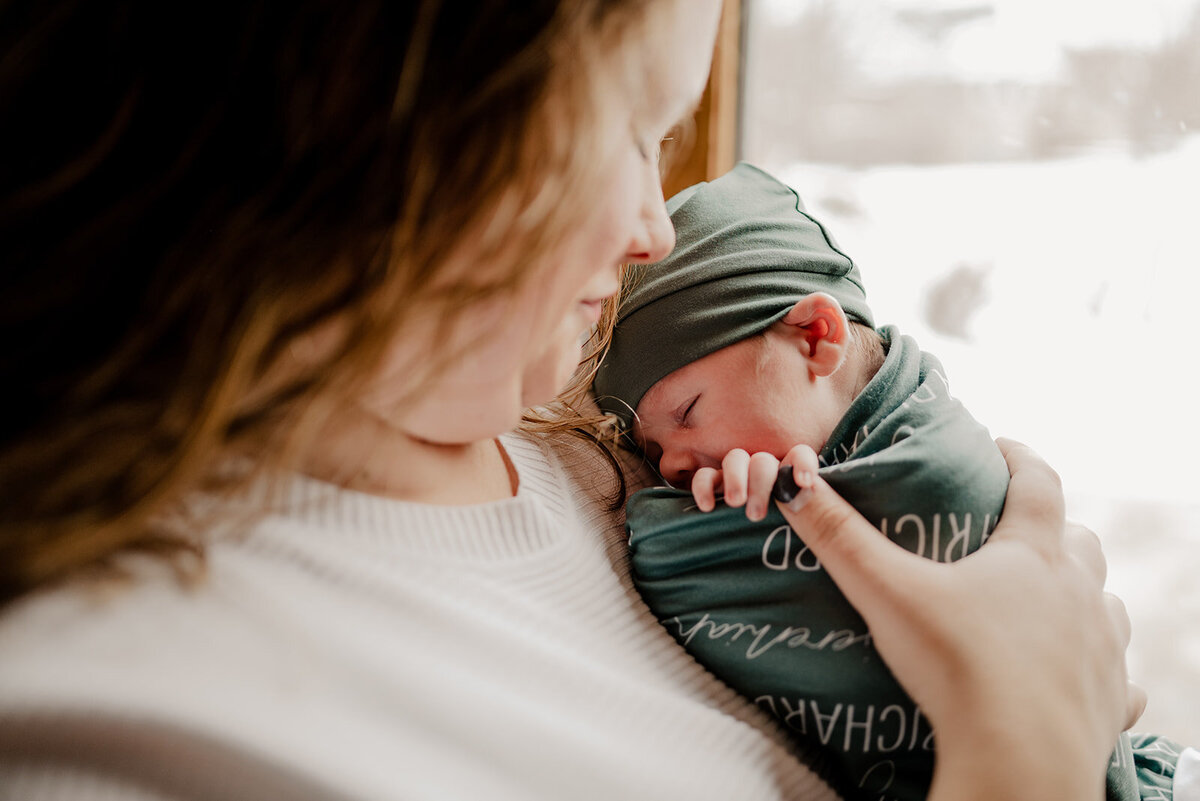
[0,1,1140,799]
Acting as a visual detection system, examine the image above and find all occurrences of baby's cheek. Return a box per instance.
[640,442,663,471]
[723,425,789,460]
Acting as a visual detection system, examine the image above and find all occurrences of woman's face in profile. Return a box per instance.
[384,0,724,446]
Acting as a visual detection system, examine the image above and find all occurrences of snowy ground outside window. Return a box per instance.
[774,135,1200,746]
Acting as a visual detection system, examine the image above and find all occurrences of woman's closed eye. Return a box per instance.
[631,125,667,164]
[630,124,652,162]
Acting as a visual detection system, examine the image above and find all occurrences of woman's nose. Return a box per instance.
[625,183,675,265]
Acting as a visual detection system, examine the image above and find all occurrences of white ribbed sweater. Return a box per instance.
[0,431,839,801]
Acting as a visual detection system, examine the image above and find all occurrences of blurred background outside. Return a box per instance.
[741,0,1200,746]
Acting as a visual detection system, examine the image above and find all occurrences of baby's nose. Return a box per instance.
[658,449,697,489]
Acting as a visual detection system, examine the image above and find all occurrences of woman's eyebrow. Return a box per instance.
[676,95,704,128]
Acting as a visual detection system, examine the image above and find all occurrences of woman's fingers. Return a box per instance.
[1099,590,1142,730]
[1126,681,1148,731]
[1066,521,1107,588]
[1101,591,1145,731]
[773,464,927,617]
[989,438,1066,556]
[770,436,1135,792]
[1105,592,1132,650]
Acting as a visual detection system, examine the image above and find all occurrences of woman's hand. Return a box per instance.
[773,438,1143,801]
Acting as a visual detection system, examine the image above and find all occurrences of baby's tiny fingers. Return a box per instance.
[782,444,820,486]
[691,467,723,513]
[746,452,781,521]
[721,449,751,507]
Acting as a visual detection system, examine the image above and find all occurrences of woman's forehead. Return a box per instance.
[628,0,721,130]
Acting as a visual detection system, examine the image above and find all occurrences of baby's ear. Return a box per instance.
[779,293,849,377]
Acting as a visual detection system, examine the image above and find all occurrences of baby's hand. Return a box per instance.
[692,445,820,521]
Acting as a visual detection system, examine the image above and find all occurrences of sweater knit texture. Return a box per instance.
[0,430,840,801]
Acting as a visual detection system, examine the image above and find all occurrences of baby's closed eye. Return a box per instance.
[675,395,698,427]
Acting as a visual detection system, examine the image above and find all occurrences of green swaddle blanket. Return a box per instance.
[627,327,1005,801]
[626,328,1149,801]
[605,162,1172,801]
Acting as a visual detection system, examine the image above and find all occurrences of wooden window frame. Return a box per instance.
[662,0,743,199]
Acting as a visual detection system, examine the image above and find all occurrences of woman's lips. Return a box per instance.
[579,298,604,324]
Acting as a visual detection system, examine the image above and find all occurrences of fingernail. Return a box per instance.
[773,466,800,503]
[786,488,811,513]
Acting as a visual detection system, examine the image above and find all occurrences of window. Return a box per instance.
[692,0,1200,745]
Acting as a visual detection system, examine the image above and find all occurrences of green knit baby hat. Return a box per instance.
[593,162,873,431]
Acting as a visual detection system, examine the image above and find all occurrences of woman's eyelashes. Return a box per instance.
[632,127,664,164]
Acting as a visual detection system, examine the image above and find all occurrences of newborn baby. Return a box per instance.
[593,163,1178,801]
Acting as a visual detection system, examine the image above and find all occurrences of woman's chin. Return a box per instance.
[520,344,585,410]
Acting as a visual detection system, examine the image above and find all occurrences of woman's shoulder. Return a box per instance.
[0,558,254,698]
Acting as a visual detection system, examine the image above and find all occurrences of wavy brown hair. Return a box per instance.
[0,0,666,602]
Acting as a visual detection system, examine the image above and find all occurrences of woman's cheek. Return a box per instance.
[519,332,581,406]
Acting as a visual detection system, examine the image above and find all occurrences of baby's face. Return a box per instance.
[632,329,846,488]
